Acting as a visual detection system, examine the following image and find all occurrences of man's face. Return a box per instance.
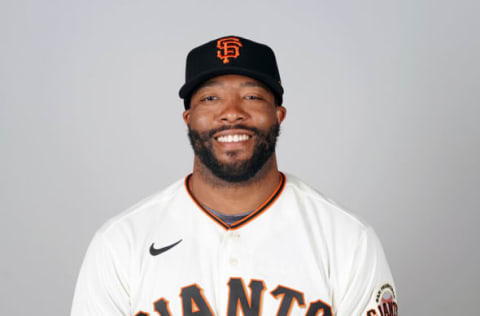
[183,74,286,182]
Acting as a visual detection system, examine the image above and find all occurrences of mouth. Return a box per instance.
[215,134,251,143]
[213,129,254,144]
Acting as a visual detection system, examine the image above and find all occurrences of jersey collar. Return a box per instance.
[185,172,286,230]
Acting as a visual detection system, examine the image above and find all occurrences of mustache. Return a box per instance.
[202,124,263,139]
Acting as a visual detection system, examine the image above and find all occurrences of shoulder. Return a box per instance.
[282,174,395,303]
[76,177,190,290]
[282,172,371,232]
[95,177,187,242]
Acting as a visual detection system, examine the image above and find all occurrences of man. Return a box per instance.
[71,36,397,316]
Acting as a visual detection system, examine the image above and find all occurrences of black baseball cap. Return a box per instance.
[179,35,283,109]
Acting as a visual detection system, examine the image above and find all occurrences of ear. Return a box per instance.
[183,109,191,125]
[275,106,287,124]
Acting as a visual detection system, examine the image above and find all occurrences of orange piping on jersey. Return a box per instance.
[184,176,230,229]
[134,311,150,316]
[184,172,286,230]
[230,172,285,229]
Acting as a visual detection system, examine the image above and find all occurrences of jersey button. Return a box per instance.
[229,257,239,266]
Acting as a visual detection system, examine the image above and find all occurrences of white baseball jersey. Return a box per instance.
[71,173,397,316]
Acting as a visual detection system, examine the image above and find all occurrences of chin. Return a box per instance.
[217,149,253,161]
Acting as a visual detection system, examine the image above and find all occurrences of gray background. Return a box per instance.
[1,0,479,315]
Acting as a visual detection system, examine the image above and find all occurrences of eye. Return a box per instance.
[201,95,218,102]
[245,95,263,101]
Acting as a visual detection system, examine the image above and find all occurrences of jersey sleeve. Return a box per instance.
[335,227,398,316]
[71,231,131,316]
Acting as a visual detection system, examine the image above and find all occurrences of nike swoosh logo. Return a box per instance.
[150,239,182,256]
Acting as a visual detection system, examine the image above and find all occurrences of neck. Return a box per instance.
[189,155,281,215]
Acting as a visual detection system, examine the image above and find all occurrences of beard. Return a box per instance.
[188,123,280,183]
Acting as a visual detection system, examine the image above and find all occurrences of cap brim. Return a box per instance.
[179,67,283,108]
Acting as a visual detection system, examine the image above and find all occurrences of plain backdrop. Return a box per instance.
[1,0,479,315]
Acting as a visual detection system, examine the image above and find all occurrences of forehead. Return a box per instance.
[195,74,271,91]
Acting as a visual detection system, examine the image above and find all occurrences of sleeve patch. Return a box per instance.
[366,283,398,316]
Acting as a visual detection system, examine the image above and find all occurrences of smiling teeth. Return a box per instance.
[217,134,250,143]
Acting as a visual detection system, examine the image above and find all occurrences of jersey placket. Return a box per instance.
[216,229,242,315]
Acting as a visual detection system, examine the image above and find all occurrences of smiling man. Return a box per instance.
[184,73,285,217]
[71,36,398,316]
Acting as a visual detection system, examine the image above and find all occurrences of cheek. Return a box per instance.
[188,111,215,130]
[252,109,278,126]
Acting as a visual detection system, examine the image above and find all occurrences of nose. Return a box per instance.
[218,97,248,124]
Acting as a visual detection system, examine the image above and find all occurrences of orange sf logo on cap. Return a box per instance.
[217,37,242,64]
